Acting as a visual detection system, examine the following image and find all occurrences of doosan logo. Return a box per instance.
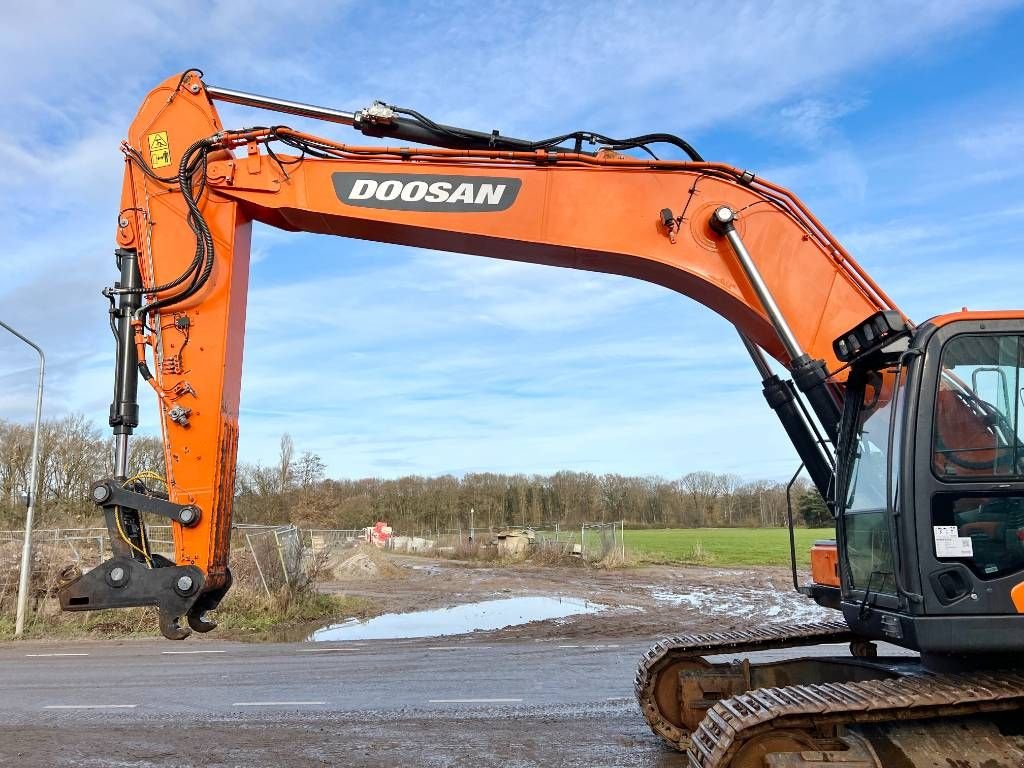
[333,172,521,212]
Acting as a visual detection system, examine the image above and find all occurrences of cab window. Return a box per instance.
[843,367,900,594]
[932,493,1024,580]
[932,334,1024,478]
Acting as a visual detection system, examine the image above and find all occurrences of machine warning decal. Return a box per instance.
[934,525,974,558]
[333,172,521,213]
[147,131,171,169]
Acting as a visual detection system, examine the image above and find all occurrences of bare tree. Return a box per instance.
[278,433,294,494]
[0,416,811,532]
[681,471,723,527]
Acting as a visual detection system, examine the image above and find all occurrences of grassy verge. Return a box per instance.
[624,527,835,567]
[0,590,374,642]
[426,528,830,569]
[212,589,374,639]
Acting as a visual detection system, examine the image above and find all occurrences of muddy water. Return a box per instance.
[311,595,606,641]
[649,584,833,624]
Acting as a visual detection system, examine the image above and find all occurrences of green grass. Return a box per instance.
[212,591,374,639]
[0,591,374,642]
[624,527,835,567]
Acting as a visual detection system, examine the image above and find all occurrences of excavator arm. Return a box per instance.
[58,70,902,638]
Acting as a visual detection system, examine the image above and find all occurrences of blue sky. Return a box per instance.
[2,1,1023,480]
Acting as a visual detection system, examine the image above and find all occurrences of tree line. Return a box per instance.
[0,415,163,528]
[0,416,832,532]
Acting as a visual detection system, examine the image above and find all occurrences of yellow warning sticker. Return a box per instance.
[147,131,171,169]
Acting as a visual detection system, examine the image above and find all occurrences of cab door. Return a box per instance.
[838,364,904,612]
[913,321,1024,617]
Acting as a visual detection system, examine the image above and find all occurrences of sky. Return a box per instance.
[1,1,1023,481]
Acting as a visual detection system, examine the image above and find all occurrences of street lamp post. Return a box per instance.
[0,322,45,638]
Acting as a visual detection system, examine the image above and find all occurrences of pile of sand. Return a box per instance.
[330,545,402,580]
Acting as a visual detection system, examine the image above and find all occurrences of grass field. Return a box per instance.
[624,527,835,567]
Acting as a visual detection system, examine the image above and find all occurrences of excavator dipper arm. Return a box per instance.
[58,71,898,638]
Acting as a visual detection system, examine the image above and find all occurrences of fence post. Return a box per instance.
[246,533,272,598]
[274,529,291,587]
[274,528,294,589]
[621,520,625,560]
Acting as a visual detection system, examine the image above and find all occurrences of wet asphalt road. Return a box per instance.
[0,637,895,767]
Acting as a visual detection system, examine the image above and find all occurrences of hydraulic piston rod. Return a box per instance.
[206,85,358,127]
[109,248,142,477]
[714,208,803,361]
[713,208,842,439]
[205,82,579,154]
[738,332,833,496]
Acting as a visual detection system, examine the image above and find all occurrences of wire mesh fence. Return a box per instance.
[581,521,626,561]
[303,528,365,552]
[0,518,628,604]
[393,522,625,561]
[243,525,305,596]
[0,527,110,568]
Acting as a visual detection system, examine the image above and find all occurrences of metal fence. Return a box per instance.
[243,524,305,596]
[1,528,110,569]
[396,522,625,561]
[0,519,626,597]
[303,528,364,552]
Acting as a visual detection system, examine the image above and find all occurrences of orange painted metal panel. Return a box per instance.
[1012,582,1024,613]
[810,541,840,588]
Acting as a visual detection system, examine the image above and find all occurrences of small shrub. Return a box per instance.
[529,544,583,568]
[684,540,715,566]
[592,548,638,569]
[440,541,501,563]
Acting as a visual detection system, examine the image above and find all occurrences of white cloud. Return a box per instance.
[775,96,868,145]
[0,1,1020,482]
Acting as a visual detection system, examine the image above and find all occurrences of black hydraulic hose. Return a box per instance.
[785,462,805,593]
[132,138,216,321]
[114,151,209,298]
[369,105,705,161]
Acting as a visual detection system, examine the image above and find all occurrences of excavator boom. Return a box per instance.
[55,70,1024,767]
[58,70,899,627]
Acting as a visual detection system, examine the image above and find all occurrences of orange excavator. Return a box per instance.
[59,70,1024,765]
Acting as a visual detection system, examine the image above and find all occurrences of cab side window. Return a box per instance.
[932,335,1024,478]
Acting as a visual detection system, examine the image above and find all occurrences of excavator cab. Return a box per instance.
[632,314,1024,763]
[833,312,1024,658]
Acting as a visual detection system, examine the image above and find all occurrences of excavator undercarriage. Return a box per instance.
[635,621,1024,766]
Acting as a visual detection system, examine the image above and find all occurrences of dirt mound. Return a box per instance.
[331,546,401,580]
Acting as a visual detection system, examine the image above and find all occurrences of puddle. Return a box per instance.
[311,596,606,641]
[407,564,442,574]
[650,585,832,625]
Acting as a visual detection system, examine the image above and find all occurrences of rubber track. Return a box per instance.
[634,621,856,749]
[688,670,1024,767]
